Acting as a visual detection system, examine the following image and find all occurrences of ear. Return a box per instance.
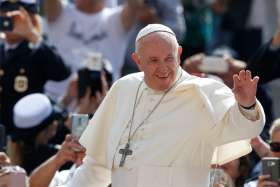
[177,46,183,65]
[131,52,143,71]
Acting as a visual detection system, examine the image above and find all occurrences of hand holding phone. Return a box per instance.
[262,157,280,183]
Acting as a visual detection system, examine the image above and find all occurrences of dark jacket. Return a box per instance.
[0,40,71,134]
[248,40,280,84]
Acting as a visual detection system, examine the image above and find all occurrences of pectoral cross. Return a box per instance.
[119,143,133,167]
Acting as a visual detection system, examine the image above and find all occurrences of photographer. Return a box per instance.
[60,55,112,115]
[0,0,70,137]
[245,119,280,187]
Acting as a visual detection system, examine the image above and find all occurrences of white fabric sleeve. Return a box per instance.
[67,81,120,186]
[207,100,265,147]
[238,104,259,121]
[67,156,111,187]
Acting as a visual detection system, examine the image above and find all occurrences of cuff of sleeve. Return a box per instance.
[28,39,42,50]
[238,102,260,121]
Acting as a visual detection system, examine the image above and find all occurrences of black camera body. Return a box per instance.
[0,1,19,32]
[0,124,6,152]
[0,0,38,32]
[78,68,102,98]
[262,157,280,183]
[0,16,13,31]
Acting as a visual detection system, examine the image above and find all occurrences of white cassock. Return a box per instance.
[67,68,265,187]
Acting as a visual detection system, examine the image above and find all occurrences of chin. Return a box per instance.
[156,83,173,91]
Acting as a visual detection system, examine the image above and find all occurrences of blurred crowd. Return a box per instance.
[0,0,280,187]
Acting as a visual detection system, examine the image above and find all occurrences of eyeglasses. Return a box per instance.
[269,142,280,152]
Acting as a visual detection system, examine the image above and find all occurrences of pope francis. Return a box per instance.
[67,24,265,187]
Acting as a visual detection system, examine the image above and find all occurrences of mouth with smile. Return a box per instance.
[155,74,170,79]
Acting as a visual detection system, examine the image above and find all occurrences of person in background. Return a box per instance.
[120,0,186,75]
[248,26,280,84]
[42,0,138,101]
[29,134,85,187]
[245,118,280,187]
[12,93,66,174]
[0,0,71,137]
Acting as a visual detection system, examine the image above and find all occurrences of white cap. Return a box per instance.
[0,0,36,4]
[135,24,176,43]
[13,93,52,129]
[211,139,252,165]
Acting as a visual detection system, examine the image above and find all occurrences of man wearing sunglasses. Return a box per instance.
[246,118,280,187]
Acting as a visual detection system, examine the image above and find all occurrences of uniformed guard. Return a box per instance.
[0,0,71,136]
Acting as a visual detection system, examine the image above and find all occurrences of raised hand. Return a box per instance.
[0,152,11,166]
[6,7,40,43]
[232,70,259,107]
[55,135,86,167]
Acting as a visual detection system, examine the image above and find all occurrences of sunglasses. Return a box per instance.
[269,142,280,152]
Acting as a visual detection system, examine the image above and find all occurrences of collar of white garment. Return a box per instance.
[142,67,182,95]
[4,42,19,51]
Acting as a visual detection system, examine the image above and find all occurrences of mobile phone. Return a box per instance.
[78,69,102,98]
[0,16,13,31]
[71,114,89,140]
[0,124,6,152]
[262,157,280,183]
[78,53,103,98]
[199,56,229,73]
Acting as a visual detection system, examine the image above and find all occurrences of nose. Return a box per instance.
[156,62,169,73]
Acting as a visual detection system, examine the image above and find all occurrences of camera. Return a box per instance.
[78,53,103,98]
[71,113,89,139]
[0,1,20,32]
[0,0,38,32]
[262,157,280,183]
[0,16,13,31]
[78,53,113,98]
[78,69,102,98]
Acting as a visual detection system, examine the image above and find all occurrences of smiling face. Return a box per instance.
[132,32,182,91]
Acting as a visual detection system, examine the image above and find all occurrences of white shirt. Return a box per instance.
[43,4,129,100]
[67,69,265,187]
